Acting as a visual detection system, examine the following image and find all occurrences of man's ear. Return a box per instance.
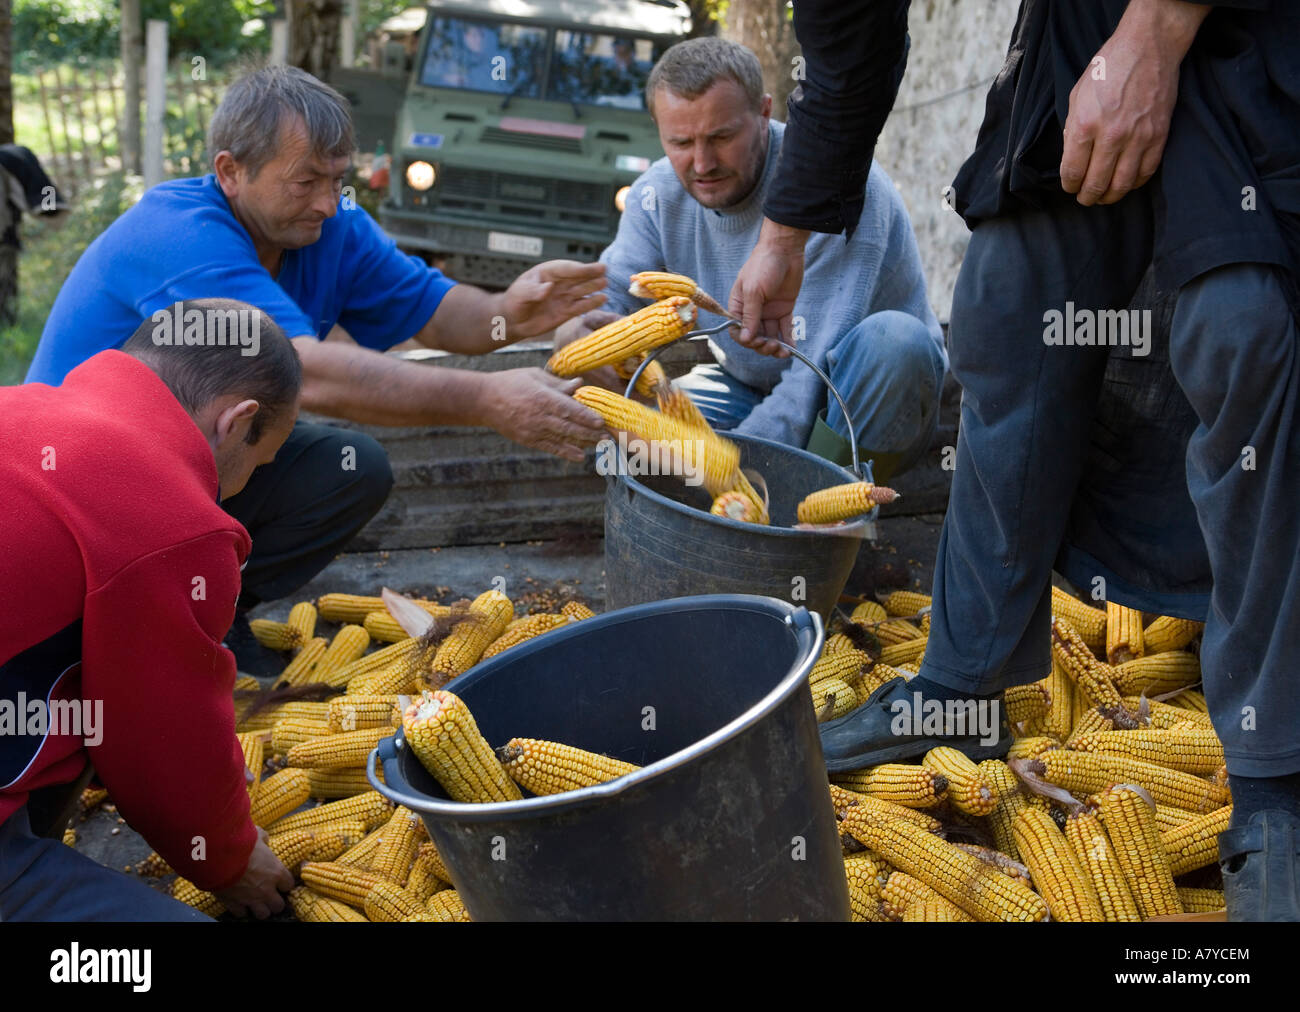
[213,151,241,197]
[760,93,772,119]
[214,398,260,447]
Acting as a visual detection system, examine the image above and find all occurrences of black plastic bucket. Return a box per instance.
[368,594,849,921]
[604,432,872,621]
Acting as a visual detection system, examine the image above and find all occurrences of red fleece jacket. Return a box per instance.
[0,350,257,891]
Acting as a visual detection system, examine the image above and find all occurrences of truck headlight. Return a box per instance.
[406,161,436,191]
[614,185,631,212]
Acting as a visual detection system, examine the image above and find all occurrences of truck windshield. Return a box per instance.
[419,15,548,97]
[549,31,664,110]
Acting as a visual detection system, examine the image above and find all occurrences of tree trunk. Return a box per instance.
[289,0,345,80]
[684,0,720,38]
[0,0,12,146]
[720,0,801,115]
[121,0,143,174]
[0,0,13,325]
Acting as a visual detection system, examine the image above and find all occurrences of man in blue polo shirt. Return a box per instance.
[26,66,613,672]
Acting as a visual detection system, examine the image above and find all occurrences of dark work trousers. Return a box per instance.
[222,421,394,609]
[917,192,1300,778]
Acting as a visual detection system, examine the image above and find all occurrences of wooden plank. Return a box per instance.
[35,71,62,179]
[144,19,168,188]
[49,66,79,183]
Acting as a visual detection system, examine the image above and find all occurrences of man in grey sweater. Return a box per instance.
[560,37,946,481]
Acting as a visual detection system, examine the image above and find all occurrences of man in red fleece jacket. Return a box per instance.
[0,298,300,920]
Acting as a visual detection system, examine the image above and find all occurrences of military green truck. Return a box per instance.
[331,0,692,288]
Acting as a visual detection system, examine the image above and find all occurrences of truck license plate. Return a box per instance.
[487,231,543,257]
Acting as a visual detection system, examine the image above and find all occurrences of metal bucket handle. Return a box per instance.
[623,322,865,480]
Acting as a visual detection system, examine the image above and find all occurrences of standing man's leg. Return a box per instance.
[821,195,1153,768]
[811,310,945,482]
[1167,263,1300,920]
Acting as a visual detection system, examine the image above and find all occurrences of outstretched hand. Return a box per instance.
[502,260,609,339]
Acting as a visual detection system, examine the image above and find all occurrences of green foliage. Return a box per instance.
[0,173,144,385]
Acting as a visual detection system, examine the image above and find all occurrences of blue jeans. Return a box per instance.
[673,310,945,476]
[0,808,210,921]
[924,189,1300,778]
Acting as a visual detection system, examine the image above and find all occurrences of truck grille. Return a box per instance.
[432,167,611,230]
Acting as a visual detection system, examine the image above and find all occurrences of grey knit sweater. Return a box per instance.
[597,118,945,446]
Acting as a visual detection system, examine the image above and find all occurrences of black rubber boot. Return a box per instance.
[1219,809,1300,922]
[819,677,1011,772]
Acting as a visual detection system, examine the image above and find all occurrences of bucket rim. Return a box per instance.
[367,593,825,821]
[610,431,875,539]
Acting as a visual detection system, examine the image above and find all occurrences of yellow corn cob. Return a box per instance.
[1029,751,1229,812]
[415,839,453,884]
[1041,660,1076,740]
[574,386,744,497]
[808,649,870,691]
[849,601,888,626]
[613,353,670,399]
[271,717,332,755]
[306,766,383,799]
[363,602,458,644]
[266,828,317,873]
[978,759,1037,861]
[848,810,1048,922]
[286,601,317,644]
[134,851,172,877]
[796,481,899,524]
[304,821,368,861]
[1063,808,1142,922]
[498,737,640,795]
[831,785,943,832]
[548,297,696,375]
[859,662,906,696]
[561,601,595,621]
[923,747,996,816]
[268,790,394,835]
[1012,807,1104,921]
[369,807,423,887]
[1143,615,1204,655]
[1106,602,1145,664]
[248,618,301,652]
[307,625,372,688]
[1051,617,1123,707]
[275,636,328,688]
[823,633,858,655]
[236,700,329,734]
[655,382,711,436]
[883,590,931,618]
[1004,683,1051,725]
[881,870,976,922]
[1121,696,1214,730]
[402,690,522,803]
[171,878,225,917]
[348,663,420,697]
[879,636,928,669]
[830,764,948,809]
[710,490,769,524]
[1051,586,1108,651]
[1154,805,1202,833]
[326,695,400,733]
[1096,786,1183,918]
[363,879,423,922]
[481,613,569,660]
[337,824,387,867]
[1112,652,1201,696]
[1067,706,1115,743]
[904,897,972,921]
[286,724,396,770]
[951,843,1035,887]
[238,732,264,799]
[843,852,892,923]
[1177,886,1226,913]
[425,889,472,922]
[1007,736,1058,760]
[405,842,451,903]
[1169,689,1210,713]
[1160,804,1232,875]
[336,636,419,685]
[299,861,389,909]
[812,679,858,720]
[1068,727,1224,775]
[288,885,368,922]
[430,590,514,686]
[628,270,730,316]
[248,768,311,828]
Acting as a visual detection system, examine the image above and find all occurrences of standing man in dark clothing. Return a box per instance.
[730,0,1300,920]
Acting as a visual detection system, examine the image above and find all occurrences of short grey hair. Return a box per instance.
[208,65,354,176]
[645,38,764,119]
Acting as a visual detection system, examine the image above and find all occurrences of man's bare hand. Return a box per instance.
[728,218,809,357]
[213,828,293,919]
[502,260,608,339]
[1060,0,1209,206]
[553,309,624,392]
[486,367,608,461]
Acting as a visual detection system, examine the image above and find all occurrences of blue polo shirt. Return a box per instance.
[25,174,456,385]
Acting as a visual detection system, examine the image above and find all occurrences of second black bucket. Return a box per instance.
[369,594,849,921]
[604,432,872,621]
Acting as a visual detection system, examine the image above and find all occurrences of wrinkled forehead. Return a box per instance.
[261,112,351,177]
